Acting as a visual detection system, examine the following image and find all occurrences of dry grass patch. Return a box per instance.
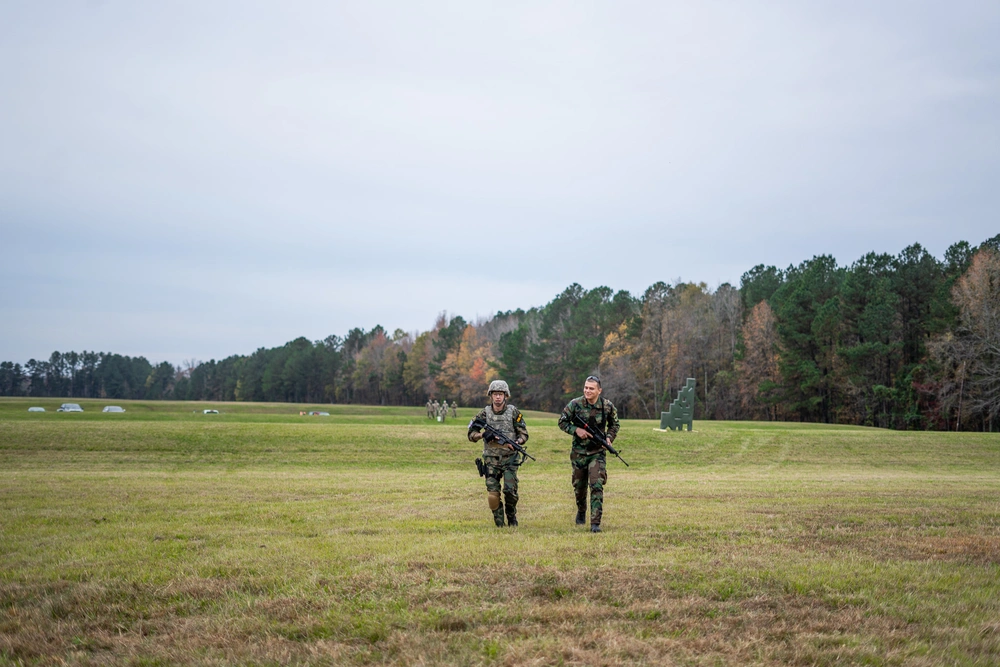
[3,563,1000,665]
[2,409,1000,664]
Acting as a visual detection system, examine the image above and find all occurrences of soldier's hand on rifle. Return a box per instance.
[515,438,525,446]
[574,427,591,439]
[470,431,483,442]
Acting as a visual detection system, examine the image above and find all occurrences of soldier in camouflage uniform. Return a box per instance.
[450,400,458,418]
[432,399,440,419]
[558,375,620,533]
[426,399,434,419]
[468,380,529,527]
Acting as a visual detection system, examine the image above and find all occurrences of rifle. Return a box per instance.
[571,414,630,467]
[469,418,536,463]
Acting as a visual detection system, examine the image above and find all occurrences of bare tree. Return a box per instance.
[737,301,781,420]
[952,249,1000,428]
[599,323,647,418]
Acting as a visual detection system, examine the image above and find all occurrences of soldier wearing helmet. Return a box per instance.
[467,379,529,527]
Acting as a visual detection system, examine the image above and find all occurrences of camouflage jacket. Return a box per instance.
[468,403,529,458]
[558,396,620,454]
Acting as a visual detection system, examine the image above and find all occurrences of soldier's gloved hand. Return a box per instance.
[515,438,525,445]
[470,431,483,442]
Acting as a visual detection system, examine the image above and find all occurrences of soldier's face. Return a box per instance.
[583,380,602,403]
[491,391,506,409]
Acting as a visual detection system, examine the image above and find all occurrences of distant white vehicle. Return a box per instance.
[28,406,45,412]
[102,406,126,413]
[57,403,83,412]
[203,409,219,414]
[308,411,330,416]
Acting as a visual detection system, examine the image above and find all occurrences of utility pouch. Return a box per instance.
[475,458,486,477]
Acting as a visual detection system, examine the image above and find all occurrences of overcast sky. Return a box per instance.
[2,1,998,365]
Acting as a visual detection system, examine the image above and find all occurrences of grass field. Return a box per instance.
[1,397,998,666]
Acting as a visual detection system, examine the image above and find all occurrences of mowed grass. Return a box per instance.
[1,398,998,665]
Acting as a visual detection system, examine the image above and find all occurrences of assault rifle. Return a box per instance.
[571,414,630,467]
[469,418,536,463]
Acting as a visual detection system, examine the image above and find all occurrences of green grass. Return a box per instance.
[1,397,998,665]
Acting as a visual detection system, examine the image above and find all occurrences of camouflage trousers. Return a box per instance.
[571,450,607,526]
[484,453,520,526]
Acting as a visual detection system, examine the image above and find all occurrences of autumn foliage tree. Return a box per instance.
[737,301,781,420]
[930,248,1000,430]
[6,234,999,431]
[439,325,497,406]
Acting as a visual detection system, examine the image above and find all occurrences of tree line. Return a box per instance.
[2,235,998,431]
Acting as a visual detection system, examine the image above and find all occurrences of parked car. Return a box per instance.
[203,409,219,414]
[102,406,126,413]
[28,407,46,412]
[57,403,83,412]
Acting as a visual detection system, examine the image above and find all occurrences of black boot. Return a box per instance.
[590,524,601,533]
[575,510,586,525]
[506,506,518,527]
[504,491,518,528]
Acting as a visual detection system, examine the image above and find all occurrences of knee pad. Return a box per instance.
[488,491,501,510]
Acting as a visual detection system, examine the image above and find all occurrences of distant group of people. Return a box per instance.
[426,399,458,420]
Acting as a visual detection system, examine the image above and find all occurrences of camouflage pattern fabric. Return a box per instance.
[557,396,620,453]
[483,452,520,526]
[468,402,529,525]
[571,450,607,525]
[468,404,529,458]
[559,396,619,526]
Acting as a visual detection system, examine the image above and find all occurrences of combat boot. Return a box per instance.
[590,524,601,533]
[492,506,506,527]
[575,510,586,525]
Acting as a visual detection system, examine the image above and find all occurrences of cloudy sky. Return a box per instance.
[2,1,998,365]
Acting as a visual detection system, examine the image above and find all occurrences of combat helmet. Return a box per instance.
[487,380,510,396]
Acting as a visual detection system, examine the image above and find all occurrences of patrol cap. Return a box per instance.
[487,380,510,396]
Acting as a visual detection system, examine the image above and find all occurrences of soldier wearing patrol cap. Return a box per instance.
[467,380,529,527]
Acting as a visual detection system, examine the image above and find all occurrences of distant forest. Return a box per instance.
[3,235,999,431]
